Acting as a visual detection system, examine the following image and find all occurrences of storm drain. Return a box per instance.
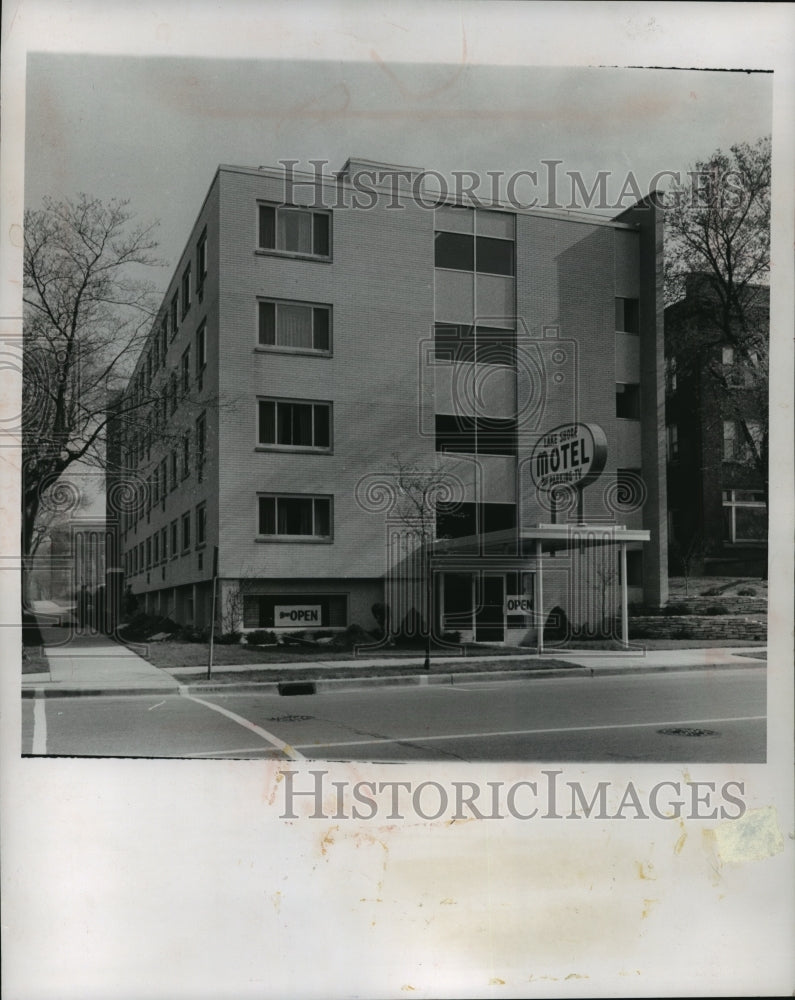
[278,681,317,697]
[657,727,718,737]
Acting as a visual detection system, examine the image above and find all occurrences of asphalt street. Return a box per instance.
[22,665,765,762]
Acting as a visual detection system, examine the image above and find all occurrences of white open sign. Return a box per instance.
[275,605,322,624]
[503,596,532,615]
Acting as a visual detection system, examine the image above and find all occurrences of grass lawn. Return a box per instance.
[22,646,50,674]
[668,576,767,598]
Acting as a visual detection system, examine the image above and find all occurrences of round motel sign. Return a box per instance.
[530,422,608,492]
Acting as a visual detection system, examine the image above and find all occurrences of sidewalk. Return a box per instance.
[21,625,765,698]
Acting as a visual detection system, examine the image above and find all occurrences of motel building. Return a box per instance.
[108,158,667,648]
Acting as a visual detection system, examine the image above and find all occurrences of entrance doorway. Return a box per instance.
[475,574,505,642]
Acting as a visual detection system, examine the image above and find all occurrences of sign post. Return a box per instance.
[206,546,219,681]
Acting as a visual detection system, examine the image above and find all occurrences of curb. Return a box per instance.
[20,657,764,698]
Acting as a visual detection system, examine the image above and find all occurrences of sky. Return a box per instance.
[24,54,773,283]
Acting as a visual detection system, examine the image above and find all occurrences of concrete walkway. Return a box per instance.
[21,618,765,696]
[24,627,179,696]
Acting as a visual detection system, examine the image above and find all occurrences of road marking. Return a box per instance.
[178,688,305,761]
[293,715,766,750]
[148,701,166,711]
[32,688,47,755]
[181,746,286,758]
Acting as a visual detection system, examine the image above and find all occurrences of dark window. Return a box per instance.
[181,347,191,396]
[615,297,640,334]
[258,300,331,353]
[170,450,178,491]
[160,318,168,362]
[195,323,206,375]
[195,412,206,478]
[615,383,641,419]
[435,414,517,456]
[181,512,191,552]
[434,231,474,271]
[258,204,330,257]
[258,399,331,449]
[258,495,332,538]
[196,230,207,286]
[434,232,514,275]
[182,432,190,479]
[169,373,178,415]
[475,236,514,276]
[170,293,179,338]
[436,501,478,539]
[170,520,178,558]
[196,503,207,546]
[181,264,191,319]
[160,526,168,562]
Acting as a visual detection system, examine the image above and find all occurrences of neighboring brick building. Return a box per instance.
[107,159,668,642]
[665,274,768,577]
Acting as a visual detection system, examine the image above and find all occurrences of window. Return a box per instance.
[666,424,679,461]
[153,532,159,565]
[436,502,516,542]
[434,324,516,366]
[615,297,639,334]
[434,232,514,275]
[195,322,206,381]
[258,204,330,257]
[146,537,152,570]
[195,412,206,480]
[257,300,331,353]
[722,345,735,365]
[169,372,178,415]
[196,502,207,547]
[182,432,190,479]
[181,264,191,319]
[159,458,168,509]
[615,382,641,419]
[152,466,159,506]
[196,229,207,289]
[257,495,332,539]
[258,399,331,450]
[170,293,179,339]
[181,347,191,397]
[722,490,767,543]
[160,317,168,365]
[435,414,518,456]
[170,520,178,558]
[181,512,191,552]
[723,420,763,463]
[170,450,178,491]
[160,526,168,563]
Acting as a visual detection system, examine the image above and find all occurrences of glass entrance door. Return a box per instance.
[475,574,505,642]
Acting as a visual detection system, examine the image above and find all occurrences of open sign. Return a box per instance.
[504,596,533,615]
[275,605,321,624]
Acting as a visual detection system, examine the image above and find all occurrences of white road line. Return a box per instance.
[32,689,47,755]
[293,714,766,750]
[178,688,305,760]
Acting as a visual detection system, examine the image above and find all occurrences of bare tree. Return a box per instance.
[22,195,163,593]
[391,455,460,669]
[664,137,770,503]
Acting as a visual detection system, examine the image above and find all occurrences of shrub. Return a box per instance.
[737,587,757,597]
[214,631,242,645]
[705,603,730,616]
[545,606,569,641]
[701,587,723,597]
[246,629,278,646]
[332,623,374,649]
[440,630,461,644]
[664,602,691,616]
[119,613,180,642]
